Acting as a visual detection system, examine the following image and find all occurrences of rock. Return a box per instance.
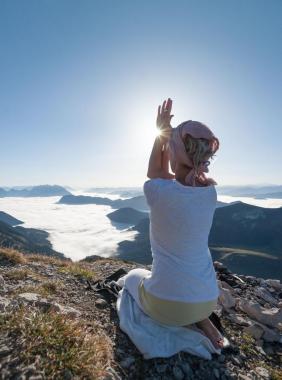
[156,364,168,374]
[255,345,266,355]
[0,344,13,356]
[244,320,282,343]
[254,287,279,307]
[214,303,224,317]
[220,280,236,294]
[261,325,282,343]
[218,281,236,309]
[264,279,282,291]
[237,299,282,329]
[120,356,135,369]
[213,368,220,379]
[18,292,41,303]
[172,366,184,380]
[50,303,81,318]
[61,369,73,380]
[243,324,264,340]
[180,362,193,376]
[254,366,270,379]
[35,298,53,311]
[0,274,5,287]
[231,356,243,365]
[214,261,228,272]
[226,313,251,326]
[0,296,10,312]
[238,374,252,380]
[95,298,108,308]
[264,345,274,355]
[218,354,225,363]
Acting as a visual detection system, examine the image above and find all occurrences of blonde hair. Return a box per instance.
[183,134,216,170]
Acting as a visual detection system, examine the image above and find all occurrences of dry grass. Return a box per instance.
[4,268,44,281]
[12,279,63,297]
[0,307,112,379]
[239,332,257,356]
[251,361,282,380]
[0,247,27,265]
[58,262,95,280]
[26,253,71,267]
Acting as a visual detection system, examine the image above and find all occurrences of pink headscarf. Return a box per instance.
[167,120,220,187]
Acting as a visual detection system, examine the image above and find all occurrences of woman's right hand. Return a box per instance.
[156,98,174,141]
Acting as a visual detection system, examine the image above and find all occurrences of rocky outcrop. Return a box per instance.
[0,251,281,379]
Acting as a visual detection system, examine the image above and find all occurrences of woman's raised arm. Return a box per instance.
[146,98,175,179]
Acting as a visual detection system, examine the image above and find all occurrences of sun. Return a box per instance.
[155,128,161,137]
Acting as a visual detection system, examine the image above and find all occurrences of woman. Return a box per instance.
[122,98,224,349]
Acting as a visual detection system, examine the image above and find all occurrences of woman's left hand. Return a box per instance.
[156,98,174,141]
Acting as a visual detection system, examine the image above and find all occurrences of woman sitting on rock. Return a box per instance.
[122,97,224,349]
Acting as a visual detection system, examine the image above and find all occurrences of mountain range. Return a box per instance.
[216,185,282,199]
[115,201,282,280]
[58,194,239,211]
[0,212,65,259]
[0,185,71,197]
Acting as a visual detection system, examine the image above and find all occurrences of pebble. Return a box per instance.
[156,364,168,374]
[180,362,193,376]
[95,298,108,308]
[120,356,135,369]
[50,303,81,318]
[18,292,40,302]
[172,366,184,380]
[0,296,10,312]
[213,368,220,379]
[0,274,5,286]
[238,374,252,380]
[255,366,270,378]
[218,354,225,363]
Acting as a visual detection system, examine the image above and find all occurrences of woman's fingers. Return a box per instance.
[160,98,172,115]
[156,98,173,131]
[161,99,166,114]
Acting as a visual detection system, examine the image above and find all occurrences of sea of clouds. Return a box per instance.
[0,188,281,262]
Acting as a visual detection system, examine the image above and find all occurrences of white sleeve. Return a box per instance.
[143,178,163,208]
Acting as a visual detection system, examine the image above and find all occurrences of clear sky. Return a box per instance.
[0,0,281,188]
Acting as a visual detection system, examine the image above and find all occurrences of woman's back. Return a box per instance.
[143,178,219,303]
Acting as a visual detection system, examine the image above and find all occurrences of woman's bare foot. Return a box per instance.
[195,318,225,349]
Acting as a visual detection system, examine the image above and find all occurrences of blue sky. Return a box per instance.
[0,0,281,187]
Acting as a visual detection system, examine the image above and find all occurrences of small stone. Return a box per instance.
[50,303,81,318]
[180,362,193,376]
[238,374,252,380]
[213,368,220,379]
[61,369,73,380]
[0,296,10,312]
[264,279,282,290]
[120,356,135,369]
[156,364,168,374]
[231,356,242,365]
[0,344,12,356]
[172,366,184,380]
[243,324,264,340]
[218,354,225,363]
[255,366,269,378]
[264,345,274,355]
[255,345,266,355]
[18,292,40,302]
[0,274,5,286]
[95,298,108,308]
